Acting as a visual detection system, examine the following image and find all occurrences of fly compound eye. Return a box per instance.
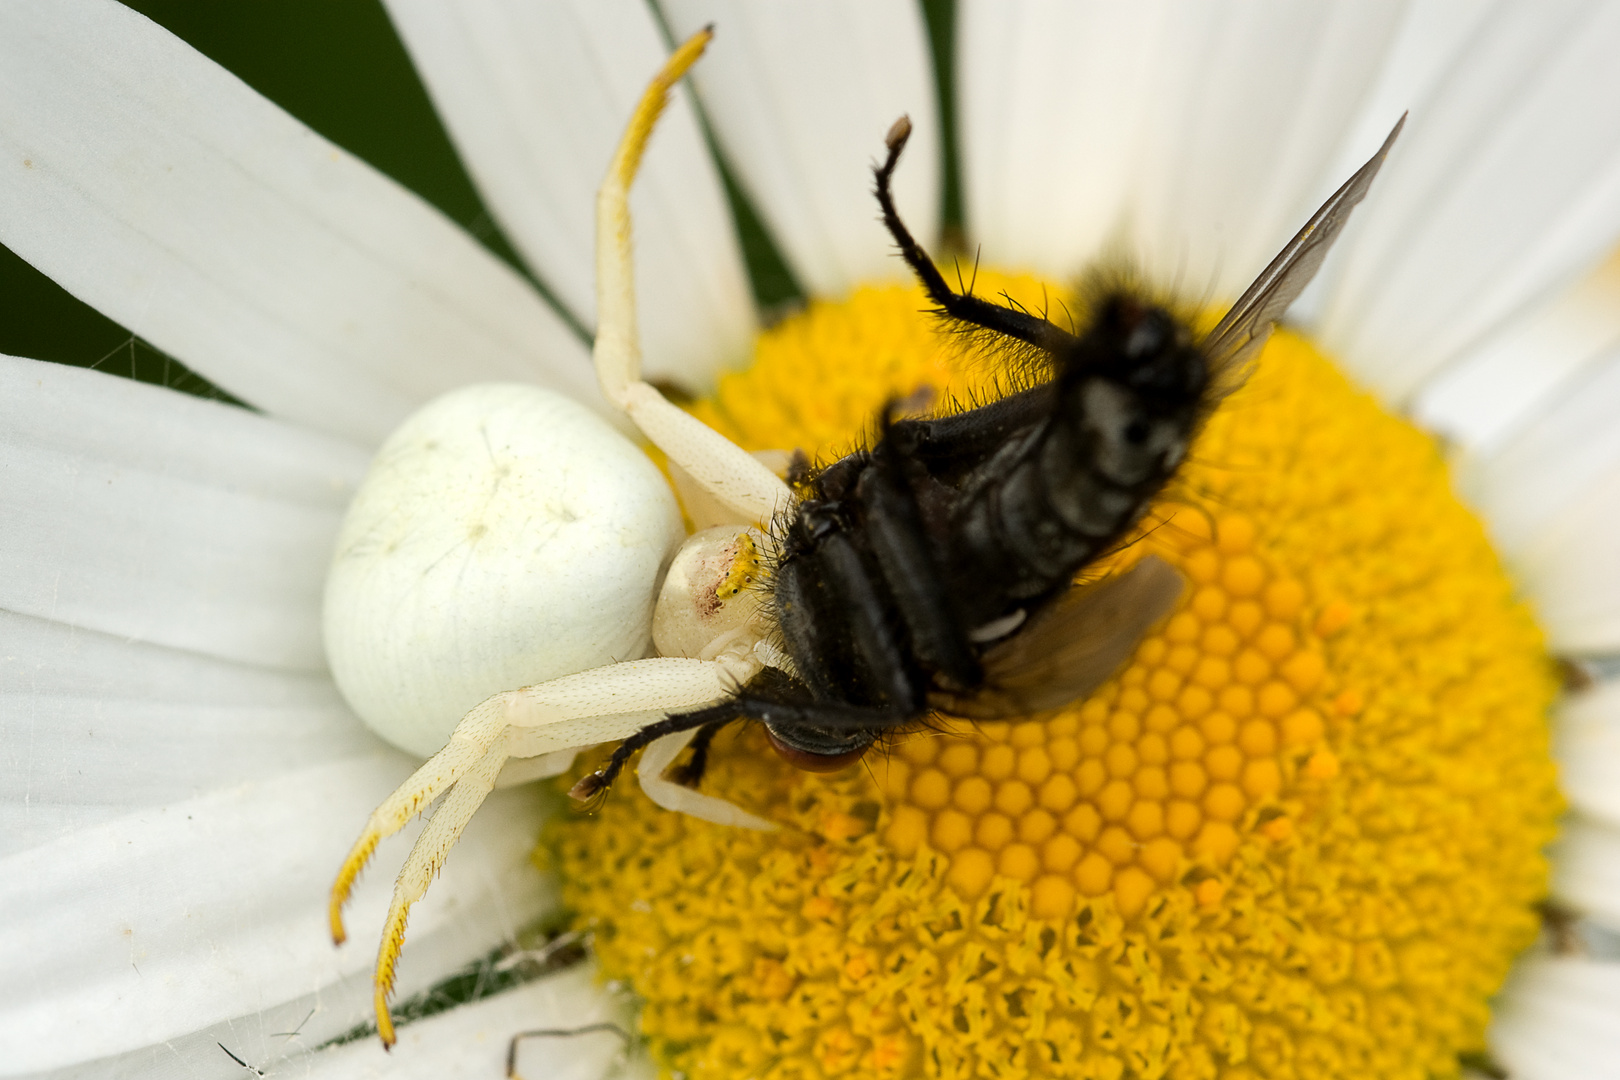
[764,725,874,773]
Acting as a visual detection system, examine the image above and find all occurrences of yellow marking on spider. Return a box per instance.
[716,531,762,601]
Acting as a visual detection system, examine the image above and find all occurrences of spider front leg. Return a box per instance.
[368,741,506,1048]
[329,692,512,947]
[594,26,792,526]
[331,654,759,1047]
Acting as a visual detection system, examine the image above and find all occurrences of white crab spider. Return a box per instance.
[328,28,796,1047]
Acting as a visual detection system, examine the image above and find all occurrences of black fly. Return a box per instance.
[570,114,1404,802]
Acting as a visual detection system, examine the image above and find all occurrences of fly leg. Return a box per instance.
[875,116,1077,353]
[668,718,734,786]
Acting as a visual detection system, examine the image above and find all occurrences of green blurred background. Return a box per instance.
[0,0,960,406]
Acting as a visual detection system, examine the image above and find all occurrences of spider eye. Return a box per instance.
[1124,419,1150,444]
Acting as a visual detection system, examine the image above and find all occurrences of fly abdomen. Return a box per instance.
[772,502,928,712]
[950,426,1115,605]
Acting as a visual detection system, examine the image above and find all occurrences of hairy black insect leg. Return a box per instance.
[875,116,1071,352]
[885,383,1048,479]
[567,709,730,803]
[669,717,734,787]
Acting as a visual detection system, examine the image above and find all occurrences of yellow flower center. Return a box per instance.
[547,274,1562,1080]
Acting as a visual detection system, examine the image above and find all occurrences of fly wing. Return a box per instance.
[930,555,1185,720]
[1202,115,1405,373]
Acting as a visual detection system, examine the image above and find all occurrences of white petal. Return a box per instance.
[1318,2,1620,405]
[1458,340,1620,550]
[662,0,941,297]
[1414,252,1620,451]
[0,0,601,446]
[1551,814,1620,934]
[291,966,650,1080]
[0,355,368,670]
[958,0,1161,277]
[1512,486,1620,653]
[12,852,549,1080]
[1,600,555,1073]
[0,755,551,1073]
[385,0,756,390]
[1556,681,1620,828]
[1454,340,1620,651]
[0,608,373,857]
[1126,1,1405,300]
[1287,0,1498,328]
[1491,953,1620,1080]
[1313,0,1494,185]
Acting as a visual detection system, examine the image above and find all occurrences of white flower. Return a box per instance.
[2,1,1619,1077]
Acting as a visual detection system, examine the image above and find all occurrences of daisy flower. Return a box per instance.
[2,1,1619,1078]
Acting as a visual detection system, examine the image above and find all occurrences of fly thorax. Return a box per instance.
[1080,378,1189,488]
